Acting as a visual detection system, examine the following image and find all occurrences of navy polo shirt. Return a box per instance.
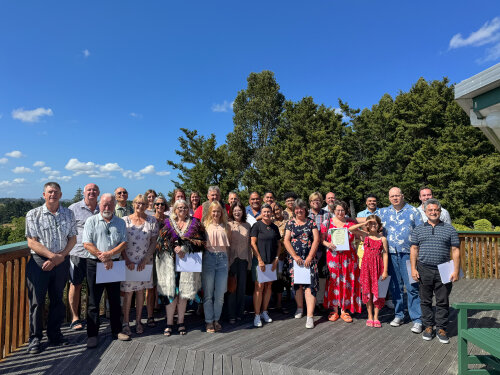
[410,221,460,266]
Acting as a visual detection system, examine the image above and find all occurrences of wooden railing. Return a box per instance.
[0,241,30,361]
[458,231,499,279]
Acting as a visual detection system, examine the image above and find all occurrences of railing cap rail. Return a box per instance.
[0,241,28,255]
[457,231,500,235]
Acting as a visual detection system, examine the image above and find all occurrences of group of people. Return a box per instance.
[24,182,460,354]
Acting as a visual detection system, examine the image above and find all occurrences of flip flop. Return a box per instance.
[328,312,340,322]
[340,312,353,323]
[373,320,382,328]
[70,320,84,330]
[366,320,374,327]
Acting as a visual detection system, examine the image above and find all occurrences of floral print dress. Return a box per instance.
[321,219,362,313]
[120,215,158,292]
[286,218,319,296]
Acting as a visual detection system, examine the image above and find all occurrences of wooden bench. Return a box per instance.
[453,302,500,374]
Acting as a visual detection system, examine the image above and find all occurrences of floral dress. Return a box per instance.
[360,236,386,309]
[121,215,159,292]
[321,219,362,313]
[286,218,319,296]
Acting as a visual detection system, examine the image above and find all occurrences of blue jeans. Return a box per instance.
[389,253,422,323]
[202,251,228,323]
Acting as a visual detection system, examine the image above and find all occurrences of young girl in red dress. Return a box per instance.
[359,215,388,328]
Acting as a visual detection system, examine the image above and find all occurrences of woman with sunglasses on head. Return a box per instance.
[156,199,205,336]
[121,194,159,336]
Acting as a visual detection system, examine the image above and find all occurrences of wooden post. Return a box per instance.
[457,307,468,375]
[0,263,5,360]
[18,256,27,348]
[5,261,12,356]
[11,259,19,351]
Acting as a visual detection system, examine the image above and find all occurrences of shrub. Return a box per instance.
[473,219,493,232]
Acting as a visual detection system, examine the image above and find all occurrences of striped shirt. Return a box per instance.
[410,221,460,266]
[69,199,99,258]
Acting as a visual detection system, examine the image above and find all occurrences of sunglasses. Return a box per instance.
[155,203,166,206]
[117,191,128,195]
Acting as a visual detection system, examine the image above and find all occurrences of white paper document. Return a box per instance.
[406,259,418,284]
[437,260,463,284]
[96,260,126,284]
[126,264,153,282]
[176,252,203,272]
[293,261,311,284]
[377,275,391,298]
[327,228,350,251]
[257,264,277,283]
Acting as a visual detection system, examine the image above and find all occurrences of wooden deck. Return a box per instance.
[1,279,499,375]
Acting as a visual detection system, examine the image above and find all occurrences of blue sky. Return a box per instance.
[1,1,499,199]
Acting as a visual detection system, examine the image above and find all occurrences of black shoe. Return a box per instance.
[28,337,41,354]
[422,326,434,341]
[436,329,450,344]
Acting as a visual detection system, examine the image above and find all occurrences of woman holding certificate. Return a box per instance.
[155,199,204,336]
[283,199,320,329]
[321,200,364,323]
[121,195,159,336]
[250,204,281,328]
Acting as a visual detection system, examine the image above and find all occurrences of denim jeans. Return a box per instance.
[202,251,228,323]
[227,258,248,319]
[389,252,422,323]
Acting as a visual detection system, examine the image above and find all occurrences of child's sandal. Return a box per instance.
[366,320,374,327]
[373,320,381,328]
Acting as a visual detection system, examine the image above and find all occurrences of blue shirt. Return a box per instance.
[357,207,381,218]
[410,221,460,266]
[82,213,127,260]
[69,199,99,258]
[379,203,423,254]
[246,205,261,218]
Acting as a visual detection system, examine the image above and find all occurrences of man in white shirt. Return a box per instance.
[417,187,451,224]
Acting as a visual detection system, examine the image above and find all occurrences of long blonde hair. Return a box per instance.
[203,201,229,232]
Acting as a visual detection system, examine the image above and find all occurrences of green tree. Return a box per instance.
[7,217,25,244]
[72,187,83,203]
[0,225,11,245]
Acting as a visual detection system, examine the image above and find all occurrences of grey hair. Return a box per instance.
[170,199,189,221]
[293,199,309,216]
[261,203,273,211]
[423,198,441,211]
[100,193,116,205]
[207,185,221,194]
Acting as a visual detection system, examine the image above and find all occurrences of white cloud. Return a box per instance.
[65,158,97,175]
[156,171,171,176]
[5,150,24,158]
[211,100,234,113]
[0,178,25,189]
[449,17,500,49]
[33,161,45,167]
[130,112,142,118]
[59,176,72,181]
[40,166,60,176]
[100,163,123,172]
[139,165,155,174]
[83,49,90,58]
[477,42,500,63]
[89,173,111,178]
[0,158,8,164]
[41,175,72,182]
[12,107,53,123]
[12,166,34,174]
[122,170,144,180]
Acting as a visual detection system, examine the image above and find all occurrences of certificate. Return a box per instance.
[437,260,464,284]
[406,259,418,284]
[327,228,349,251]
[377,275,391,298]
[293,260,311,284]
[257,264,277,283]
[176,252,203,272]
[96,260,126,284]
[126,264,153,282]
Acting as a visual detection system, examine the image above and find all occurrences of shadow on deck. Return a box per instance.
[1,279,499,375]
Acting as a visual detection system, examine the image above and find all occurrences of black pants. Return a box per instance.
[86,259,122,338]
[417,262,452,330]
[26,255,69,341]
[227,258,248,319]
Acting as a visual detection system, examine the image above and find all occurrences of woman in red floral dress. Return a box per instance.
[321,200,367,323]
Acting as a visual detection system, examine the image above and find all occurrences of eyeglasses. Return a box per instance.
[177,207,189,210]
[117,191,128,195]
[135,202,146,206]
[155,203,166,207]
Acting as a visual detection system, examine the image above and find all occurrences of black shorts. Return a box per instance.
[69,256,87,285]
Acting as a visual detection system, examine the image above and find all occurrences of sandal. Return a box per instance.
[136,323,144,335]
[147,317,156,327]
[373,320,381,328]
[70,319,84,331]
[214,321,222,332]
[328,312,340,322]
[340,312,353,323]
[178,324,187,335]
[206,323,215,333]
[164,325,173,336]
[122,323,132,336]
[366,320,374,327]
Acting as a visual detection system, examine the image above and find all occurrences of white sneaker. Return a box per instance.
[411,322,423,334]
[305,317,314,329]
[253,314,262,327]
[390,317,403,327]
[261,311,272,323]
[294,308,303,319]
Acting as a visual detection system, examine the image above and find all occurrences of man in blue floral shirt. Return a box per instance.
[379,187,423,334]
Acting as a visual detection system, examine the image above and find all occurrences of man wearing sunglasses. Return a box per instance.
[114,187,133,218]
[83,193,129,348]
